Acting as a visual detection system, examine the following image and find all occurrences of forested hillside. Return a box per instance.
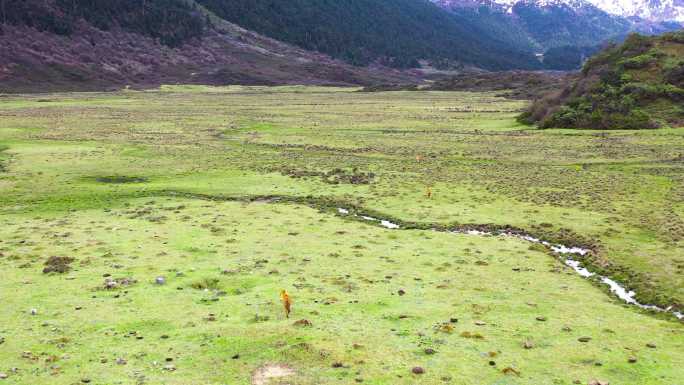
[0,0,208,47]
[196,0,543,70]
[520,32,684,129]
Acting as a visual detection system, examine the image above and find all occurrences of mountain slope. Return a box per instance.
[591,0,684,22]
[0,0,415,92]
[519,31,684,129]
[196,0,543,71]
[434,0,682,69]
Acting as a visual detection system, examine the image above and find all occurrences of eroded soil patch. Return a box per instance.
[252,364,295,385]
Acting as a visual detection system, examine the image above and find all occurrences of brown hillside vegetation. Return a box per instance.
[0,2,415,92]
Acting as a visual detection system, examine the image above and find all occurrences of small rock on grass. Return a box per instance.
[588,380,609,385]
[0,373,7,379]
[578,337,592,343]
[535,316,547,322]
[628,357,637,363]
[646,343,656,348]
[411,367,425,375]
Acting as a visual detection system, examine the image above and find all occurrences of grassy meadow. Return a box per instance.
[0,86,683,384]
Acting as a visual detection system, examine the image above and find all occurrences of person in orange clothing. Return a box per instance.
[280,290,292,318]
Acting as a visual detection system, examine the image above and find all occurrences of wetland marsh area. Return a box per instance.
[1,86,683,384]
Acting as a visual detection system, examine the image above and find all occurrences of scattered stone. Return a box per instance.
[424,348,436,355]
[231,354,239,360]
[0,373,7,380]
[628,357,637,363]
[411,367,425,375]
[588,380,609,385]
[81,378,91,383]
[578,337,592,343]
[449,318,458,323]
[116,358,127,365]
[646,343,656,349]
[474,320,486,326]
[30,308,38,316]
[562,326,572,332]
[536,316,547,322]
[397,289,406,296]
[332,362,344,368]
[0,336,4,345]
[523,340,534,349]
[155,276,166,285]
[163,364,176,371]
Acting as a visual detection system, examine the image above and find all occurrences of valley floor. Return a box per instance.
[0,86,682,384]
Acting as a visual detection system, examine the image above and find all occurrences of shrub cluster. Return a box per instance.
[519,33,684,130]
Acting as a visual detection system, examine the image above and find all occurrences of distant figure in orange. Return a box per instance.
[280,290,292,318]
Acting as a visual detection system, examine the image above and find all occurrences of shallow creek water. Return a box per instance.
[338,208,683,320]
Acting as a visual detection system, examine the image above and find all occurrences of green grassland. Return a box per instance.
[0,86,683,384]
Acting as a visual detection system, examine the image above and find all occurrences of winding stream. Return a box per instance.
[161,191,682,320]
[339,208,684,320]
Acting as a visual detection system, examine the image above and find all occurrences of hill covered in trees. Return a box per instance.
[196,0,544,71]
[519,32,684,129]
[1,0,208,47]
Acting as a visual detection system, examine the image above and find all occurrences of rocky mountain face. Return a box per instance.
[433,0,682,69]
[436,0,684,21]
[591,0,684,22]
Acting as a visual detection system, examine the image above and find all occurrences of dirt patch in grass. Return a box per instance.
[280,167,375,185]
[251,364,295,385]
[94,176,149,184]
[43,256,75,274]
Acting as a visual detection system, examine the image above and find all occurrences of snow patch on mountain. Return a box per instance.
[589,0,684,22]
[434,0,684,21]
